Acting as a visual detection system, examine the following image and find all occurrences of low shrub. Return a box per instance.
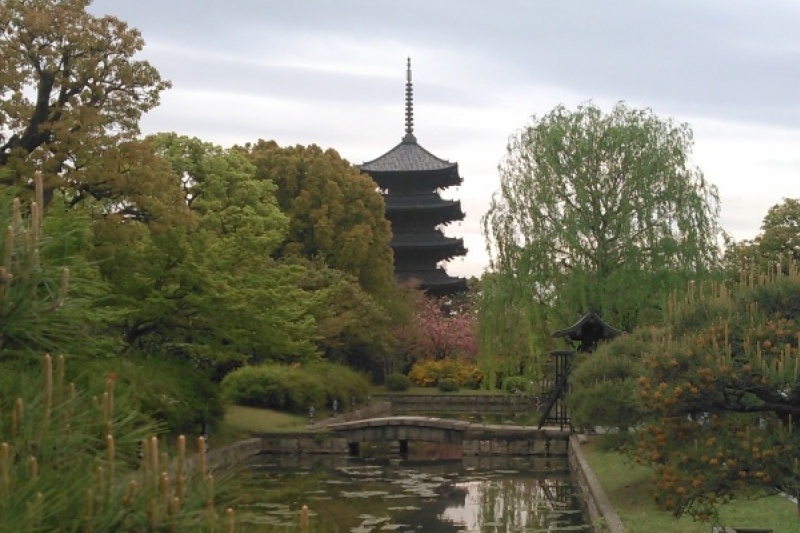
[567,331,647,432]
[78,356,225,436]
[384,373,412,391]
[310,361,369,409]
[502,376,530,394]
[437,377,459,392]
[222,361,369,412]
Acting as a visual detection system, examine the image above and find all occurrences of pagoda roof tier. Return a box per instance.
[361,138,456,173]
[384,194,465,218]
[361,59,463,191]
[396,268,468,296]
[391,232,466,252]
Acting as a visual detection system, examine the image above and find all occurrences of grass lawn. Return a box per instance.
[581,437,798,532]
[210,405,310,447]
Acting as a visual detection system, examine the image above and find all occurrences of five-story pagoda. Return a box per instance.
[360,59,468,296]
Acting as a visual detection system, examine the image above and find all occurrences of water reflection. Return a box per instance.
[230,454,589,532]
[441,478,586,531]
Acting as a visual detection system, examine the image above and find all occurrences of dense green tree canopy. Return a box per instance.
[240,140,395,297]
[758,198,800,260]
[723,198,800,284]
[479,103,723,374]
[93,135,319,372]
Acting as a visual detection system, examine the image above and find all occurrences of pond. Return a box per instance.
[229,449,590,532]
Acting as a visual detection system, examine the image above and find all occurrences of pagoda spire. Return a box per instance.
[403,57,416,143]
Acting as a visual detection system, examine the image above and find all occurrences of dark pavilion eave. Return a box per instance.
[551,311,623,342]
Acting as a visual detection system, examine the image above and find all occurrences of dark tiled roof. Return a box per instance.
[360,139,457,173]
[551,311,623,340]
[551,311,623,353]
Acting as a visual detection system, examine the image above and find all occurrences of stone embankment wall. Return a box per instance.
[258,434,350,454]
[463,431,568,456]
[207,438,263,469]
[373,394,542,413]
[568,435,626,533]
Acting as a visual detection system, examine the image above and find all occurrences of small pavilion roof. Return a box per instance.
[551,311,623,353]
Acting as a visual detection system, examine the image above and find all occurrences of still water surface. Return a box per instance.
[232,452,590,532]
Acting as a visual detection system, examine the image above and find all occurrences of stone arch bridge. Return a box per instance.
[324,416,569,457]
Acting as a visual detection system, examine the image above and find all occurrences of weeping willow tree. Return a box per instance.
[479,102,723,380]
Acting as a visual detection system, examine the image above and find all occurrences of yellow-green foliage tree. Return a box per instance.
[634,268,800,521]
[0,0,183,225]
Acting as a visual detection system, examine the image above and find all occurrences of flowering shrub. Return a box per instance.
[408,359,483,388]
[405,296,478,361]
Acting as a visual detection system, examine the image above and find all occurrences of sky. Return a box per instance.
[90,0,800,278]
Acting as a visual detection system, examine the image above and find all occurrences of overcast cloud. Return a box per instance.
[90,0,800,277]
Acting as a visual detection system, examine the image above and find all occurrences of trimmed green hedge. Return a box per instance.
[384,373,412,391]
[222,361,369,412]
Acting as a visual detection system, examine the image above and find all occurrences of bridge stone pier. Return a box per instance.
[324,416,569,457]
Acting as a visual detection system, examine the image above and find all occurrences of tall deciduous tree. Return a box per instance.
[724,198,800,279]
[480,102,723,371]
[240,140,395,297]
[0,0,174,220]
[758,198,800,261]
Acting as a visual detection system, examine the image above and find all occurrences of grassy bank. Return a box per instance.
[211,405,310,447]
[581,438,798,532]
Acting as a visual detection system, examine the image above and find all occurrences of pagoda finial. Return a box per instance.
[403,57,416,143]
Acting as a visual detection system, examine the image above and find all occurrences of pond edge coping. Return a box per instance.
[569,434,627,533]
